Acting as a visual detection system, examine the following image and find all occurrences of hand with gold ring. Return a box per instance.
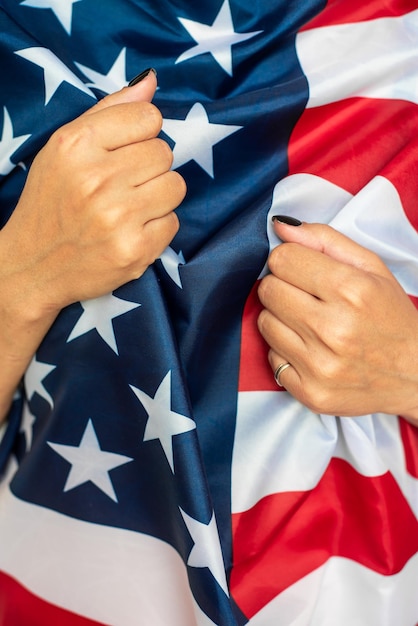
[257,217,418,426]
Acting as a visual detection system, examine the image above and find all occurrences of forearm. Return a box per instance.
[0,307,58,422]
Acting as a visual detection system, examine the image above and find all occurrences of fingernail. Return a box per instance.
[272,215,302,226]
[128,67,157,87]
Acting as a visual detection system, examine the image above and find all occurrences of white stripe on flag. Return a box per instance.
[330,175,418,296]
[0,460,200,626]
[232,391,417,515]
[248,553,418,626]
[296,10,418,108]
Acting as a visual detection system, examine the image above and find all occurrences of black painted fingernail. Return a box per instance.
[128,67,157,87]
[272,215,302,226]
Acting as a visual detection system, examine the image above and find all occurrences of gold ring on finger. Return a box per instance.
[274,362,291,387]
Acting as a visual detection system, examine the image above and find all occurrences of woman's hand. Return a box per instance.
[257,218,418,425]
[0,71,186,422]
[0,70,186,320]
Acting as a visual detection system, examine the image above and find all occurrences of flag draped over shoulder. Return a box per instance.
[0,0,417,624]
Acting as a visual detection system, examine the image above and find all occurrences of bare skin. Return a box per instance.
[0,72,186,422]
[258,220,418,426]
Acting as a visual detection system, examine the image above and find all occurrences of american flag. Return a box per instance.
[0,0,418,624]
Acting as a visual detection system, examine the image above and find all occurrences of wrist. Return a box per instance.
[0,305,57,423]
[0,244,59,327]
[0,258,59,424]
[0,285,58,359]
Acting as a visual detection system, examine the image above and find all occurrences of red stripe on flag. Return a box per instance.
[301,0,416,31]
[399,418,418,479]
[288,98,418,199]
[410,295,418,309]
[0,571,106,626]
[230,458,418,618]
[238,282,280,392]
[380,134,418,231]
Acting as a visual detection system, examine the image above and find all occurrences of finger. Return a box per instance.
[112,209,180,284]
[105,170,186,224]
[258,272,322,336]
[72,100,163,152]
[136,170,187,223]
[105,137,174,187]
[268,242,363,301]
[81,68,157,117]
[272,219,392,278]
[257,307,305,368]
[140,210,180,261]
[63,70,160,151]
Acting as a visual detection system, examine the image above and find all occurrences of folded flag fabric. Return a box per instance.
[0,0,417,624]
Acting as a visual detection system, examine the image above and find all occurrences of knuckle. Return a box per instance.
[257,274,275,307]
[77,165,104,200]
[315,341,351,381]
[111,238,138,270]
[52,119,94,154]
[268,242,296,273]
[327,322,355,356]
[154,137,174,168]
[159,170,187,207]
[170,170,187,202]
[49,121,107,202]
[257,279,267,304]
[256,308,270,335]
[50,122,74,148]
[90,206,122,241]
[140,101,163,135]
[317,357,341,383]
[300,369,338,414]
[257,274,270,298]
[337,268,371,309]
[278,242,297,258]
[304,387,336,415]
[267,246,282,274]
[166,210,180,236]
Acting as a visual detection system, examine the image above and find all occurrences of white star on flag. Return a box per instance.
[163,102,242,178]
[24,356,56,408]
[48,419,133,501]
[176,0,262,75]
[75,48,129,93]
[0,107,31,176]
[130,371,196,473]
[15,47,94,105]
[159,246,185,288]
[20,0,82,35]
[67,293,141,354]
[180,508,229,595]
[20,403,37,452]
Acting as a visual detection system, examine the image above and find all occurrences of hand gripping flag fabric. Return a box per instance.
[0,0,418,624]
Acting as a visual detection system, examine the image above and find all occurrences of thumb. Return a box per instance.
[272,216,392,278]
[82,68,157,117]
